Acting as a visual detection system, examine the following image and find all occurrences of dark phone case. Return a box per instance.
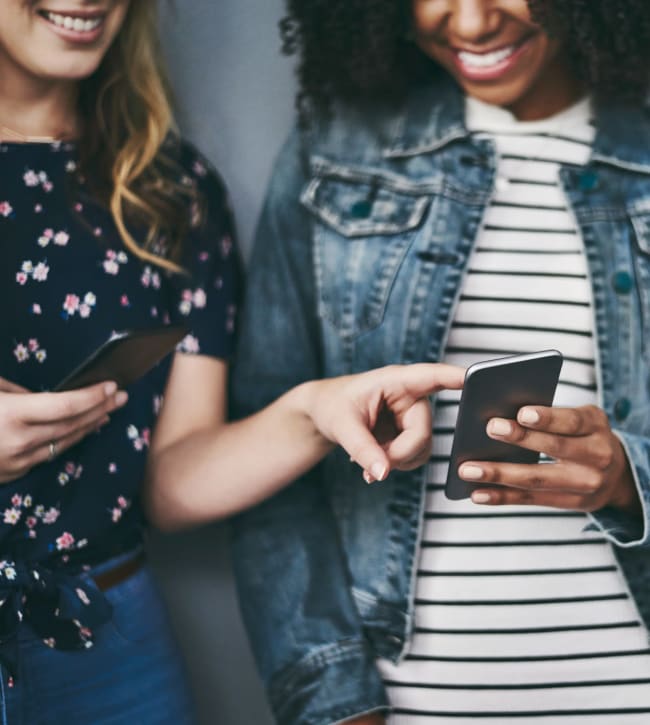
[445,350,563,500]
[54,325,189,392]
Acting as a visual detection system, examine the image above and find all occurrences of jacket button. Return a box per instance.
[612,270,633,294]
[578,169,599,191]
[614,398,631,421]
[350,200,372,218]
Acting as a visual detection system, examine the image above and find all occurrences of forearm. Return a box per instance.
[145,381,333,529]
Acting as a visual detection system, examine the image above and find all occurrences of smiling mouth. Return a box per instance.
[39,10,105,33]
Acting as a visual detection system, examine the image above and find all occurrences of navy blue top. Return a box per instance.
[0,138,240,663]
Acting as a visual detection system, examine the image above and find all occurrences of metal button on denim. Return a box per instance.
[614,397,632,421]
[578,169,599,191]
[612,270,634,294]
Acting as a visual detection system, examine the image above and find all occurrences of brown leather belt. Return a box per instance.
[92,552,146,591]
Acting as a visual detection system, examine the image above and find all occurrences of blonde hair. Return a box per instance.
[78,0,194,272]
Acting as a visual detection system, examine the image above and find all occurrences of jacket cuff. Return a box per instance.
[268,639,389,725]
[585,430,650,548]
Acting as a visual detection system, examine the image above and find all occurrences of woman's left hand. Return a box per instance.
[459,404,641,516]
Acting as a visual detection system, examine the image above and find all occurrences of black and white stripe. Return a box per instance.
[378,97,650,723]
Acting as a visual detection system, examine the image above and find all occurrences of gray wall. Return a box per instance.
[150,3,296,723]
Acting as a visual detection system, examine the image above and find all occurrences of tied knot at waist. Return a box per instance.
[0,558,113,679]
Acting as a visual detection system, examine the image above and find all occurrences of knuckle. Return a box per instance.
[592,445,614,471]
[582,470,603,494]
[566,409,584,435]
[527,474,546,490]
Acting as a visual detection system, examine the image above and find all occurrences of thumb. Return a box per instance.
[333,412,391,483]
[0,377,30,394]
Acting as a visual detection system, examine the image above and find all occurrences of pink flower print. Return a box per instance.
[150,306,158,318]
[76,588,90,605]
[26,516,37,529]
[32,262,49,281]
[178,334,199,354]
[108,462,117,474]
[11,495,22,507]
[3,508,21,525]
[38,229,54,247]
[117,496,128,508]
[141,429,150,446]
[23,170,39,186]
[192,159,207,177]
[93,227,102,237]
[111,507,122,523]
[43,507,60,524]
[13,344,28,362]
[34,204,42,213]
[63,294,80,315]
[54,231,69,246]
[193,289,207,309]
[15,272,27,286]
[28,530,37,539]
[103,258,119,275]
[220,235,233,258]
[198,251,209,262]
[0,201,12,217]
[64,462,76,475]
[56,532,75,550]
[27,339,39,353]
[74,202,83,212]
[79,303,91,318]
[120,295,130,307]
[42,181,53,193]
[31,304,42,315]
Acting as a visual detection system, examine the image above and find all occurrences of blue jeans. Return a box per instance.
[0,553,196,725]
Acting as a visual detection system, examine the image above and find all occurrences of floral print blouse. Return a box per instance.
[0,138,240,669]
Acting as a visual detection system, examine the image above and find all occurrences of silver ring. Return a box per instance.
[48,441,58,461]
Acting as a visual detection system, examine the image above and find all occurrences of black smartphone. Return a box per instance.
[444,349,563,500]
[54,325,190,392]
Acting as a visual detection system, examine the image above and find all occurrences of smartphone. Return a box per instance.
[54,325,190,392]
[444,349,563,500]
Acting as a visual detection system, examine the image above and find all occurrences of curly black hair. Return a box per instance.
[280,0,650,115]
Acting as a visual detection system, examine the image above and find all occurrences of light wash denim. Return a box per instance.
[0,553,196,725]
[230,76,650,725]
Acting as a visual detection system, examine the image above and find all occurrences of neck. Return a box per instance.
[0,70,79,142]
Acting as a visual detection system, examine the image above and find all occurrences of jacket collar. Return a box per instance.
[384,76,650,175]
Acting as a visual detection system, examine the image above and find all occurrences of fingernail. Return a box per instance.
[115,391,128,406]
[472,492,492,504]
[371,463,387,481]
[104,382,117,396]
[519,408,540,425]
[489,419,511,436]
[363,470,375,484]
[460,464,483,480]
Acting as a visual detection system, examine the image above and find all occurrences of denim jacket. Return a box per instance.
[230,78,650,725]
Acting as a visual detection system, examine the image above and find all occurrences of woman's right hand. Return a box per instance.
[0,377,128,483]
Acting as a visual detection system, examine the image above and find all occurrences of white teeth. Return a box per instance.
[44,11,103,32]
[458,45,516,68]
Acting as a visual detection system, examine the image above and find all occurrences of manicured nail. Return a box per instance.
[519,408,540,425]
[371,463,387,481]
[363,470,374,484]
[115,391,128,406]
[472,492,492,504]
[460,464,483,480]
[104,382,117,396]
[489,419,511,436]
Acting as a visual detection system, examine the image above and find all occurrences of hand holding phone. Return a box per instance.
[445,350,563,500]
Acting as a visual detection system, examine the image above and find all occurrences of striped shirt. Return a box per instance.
[377,96,650,723]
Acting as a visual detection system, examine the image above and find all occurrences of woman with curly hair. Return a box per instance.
[231,1,650,723]
[0,1,468,722]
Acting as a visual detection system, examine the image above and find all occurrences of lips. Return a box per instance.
[450,35,535,81]
[37,7,107,43]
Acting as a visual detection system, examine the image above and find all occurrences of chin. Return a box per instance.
[35,57,104,82]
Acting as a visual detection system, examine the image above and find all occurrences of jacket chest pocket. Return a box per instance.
[629,205,650,356]
[301,162,430,338]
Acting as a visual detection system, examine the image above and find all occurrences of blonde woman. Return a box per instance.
[0,1,464,721]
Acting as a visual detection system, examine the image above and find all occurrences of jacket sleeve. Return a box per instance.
[228,128,389,725]
[586,429,650,548]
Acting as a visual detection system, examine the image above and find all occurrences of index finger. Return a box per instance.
[379,363,466,401]
[21,381,118,424]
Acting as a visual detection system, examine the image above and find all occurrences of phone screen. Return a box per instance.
[54,325,189,392]
[444,349,563,500]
